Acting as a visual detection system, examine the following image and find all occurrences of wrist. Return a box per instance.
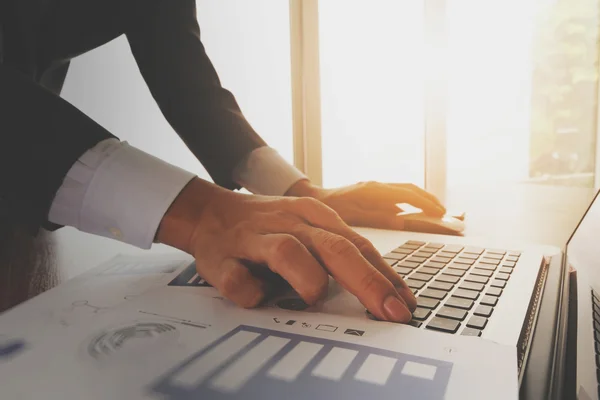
[284,179,324,199]
[156,177,234,253]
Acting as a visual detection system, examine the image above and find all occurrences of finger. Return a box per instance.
[196,257,266,308]
[275,201,416,311]
[303,213,417,311]
[292,226,412,323]
[236,233,329,305]
[386,186,445,217]
[394,184,446,213]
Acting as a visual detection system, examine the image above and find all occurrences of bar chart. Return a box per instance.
[151,325,453,400]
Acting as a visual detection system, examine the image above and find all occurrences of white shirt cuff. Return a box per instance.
[48,139,195,249]
[232,147,307,196]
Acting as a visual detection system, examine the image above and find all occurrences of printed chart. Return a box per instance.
[151,325,453,400]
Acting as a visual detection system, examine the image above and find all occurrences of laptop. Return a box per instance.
[566,189,600,400]
[167,219,568,393]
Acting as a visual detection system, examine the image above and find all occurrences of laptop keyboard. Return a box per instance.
[591,290,600,393]
[376,240,521,336]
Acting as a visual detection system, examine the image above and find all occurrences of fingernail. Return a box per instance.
[383,296,411,322]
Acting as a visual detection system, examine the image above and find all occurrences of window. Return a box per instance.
[445,0,600,188]
[318,0,426,188]
[295,0,600,196]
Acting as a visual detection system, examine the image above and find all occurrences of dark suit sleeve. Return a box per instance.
[0,65,115,233]
[124,0,266,190]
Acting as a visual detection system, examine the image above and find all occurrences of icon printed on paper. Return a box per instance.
[273,318,281,324]
[285,320,296,326]
[301,322,311,328]
[0,337,27,361]
[316,324,338,332]
[150,325,453,400]
[344,329,365,337]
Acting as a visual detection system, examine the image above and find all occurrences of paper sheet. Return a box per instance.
[0,254,519,400]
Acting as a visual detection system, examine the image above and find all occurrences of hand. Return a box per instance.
[286,180,447,231]
[157,177,417,322]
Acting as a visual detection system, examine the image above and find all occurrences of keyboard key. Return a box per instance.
[496,272,511,281]
[384,253,407,260]
[431,256,452,264]
[443,245,464,253]
[405,279,425,290]
[467,316,488,330]
[453,288,480,300]
[420,289,448,300]
[445,297,474,310]
[437,274,461,284]
[408,320,422,328]
[384,258,398,266]
[461,327,482,337]
[486,249,506,255]
[454,258,476,265]
[438,251,458,259]
[407,256,428,264]
[424,261,446,270]
[437,306,467,321]
[406,240,426,246]
[417,297,440,309]
[395,267,414,275]
[392,247,415,255]
[425,243,445,249]
[410,273,433,282]
[463,247,484,255]
[429,281,454,291]
[480,258,500,265]
[447,262,470,271]
[418,248,438,255]
[458,253,479,260]
[474,305,494,317]
[471,269,494,277]
[491,279,507,288]
[464,274,489,284]
[480,295,498,306]
[502,261,517,268]
[444,269,465,277]
[508,251,521,257]
[499,267,513,274]
[426,317,461,333]
[506,256,519,262]
[414,251,434,258]
[483,253,503,260]
[398,261,421,269]
[412,307,432,321]
[459,282,485,292]
[486,287,503,297]
[417,266,441,275]
[474,263,496,271]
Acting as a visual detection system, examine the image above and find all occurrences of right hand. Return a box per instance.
[157,178,417,323]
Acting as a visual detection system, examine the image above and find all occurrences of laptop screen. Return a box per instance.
[566,189,600,291]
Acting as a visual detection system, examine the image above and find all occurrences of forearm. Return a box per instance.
[0,65,114,233]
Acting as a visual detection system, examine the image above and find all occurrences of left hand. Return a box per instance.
[286,180,446,230]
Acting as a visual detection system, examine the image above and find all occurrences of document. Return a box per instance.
[0,254,519,400]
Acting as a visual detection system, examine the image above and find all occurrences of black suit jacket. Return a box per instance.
[0,0,267,234]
